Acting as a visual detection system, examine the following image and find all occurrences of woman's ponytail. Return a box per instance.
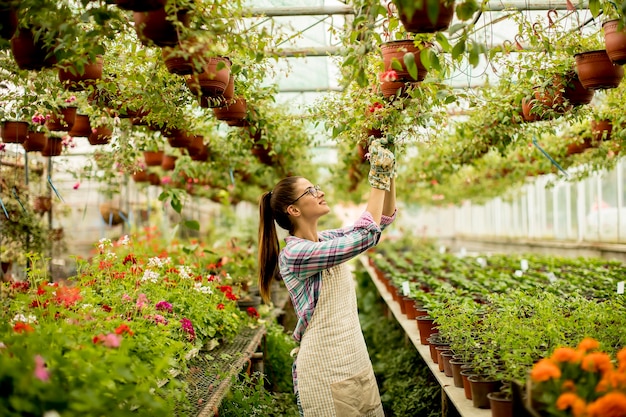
[258,191,280,303]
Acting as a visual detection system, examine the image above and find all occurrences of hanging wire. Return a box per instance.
[532,136,569,178]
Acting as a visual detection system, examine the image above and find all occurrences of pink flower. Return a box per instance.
[161,176,171,185]
[91,128,97,134]
[0,143,5,152]
[31,112,46,125]
[102,333,122,348]
[153,314,168,325]
[73,182,80,190]
[34,355,50,382]
[136,293,148,310]
[155,300,173,313]
[64,95,76,103]
[180,318,196,341]
[380,70,398,82]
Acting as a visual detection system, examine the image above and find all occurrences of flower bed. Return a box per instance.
[0,232,262,416]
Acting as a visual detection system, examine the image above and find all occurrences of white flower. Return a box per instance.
[105,252,117,260]
[43,411,61,417]
[11,313,37,325]
[179,265,193,280]
[141,269,160,283]
[147,257,171,268]
[0,342,6,349]
[98,238,112,252]
[194,283,213,294]
[81,303,93,309]
[117,235,130,246]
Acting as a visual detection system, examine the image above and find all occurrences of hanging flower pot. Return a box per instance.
[162,38,208,75]
[0,6,17,40]
[167,129,193,148]
[186,134,205,157]
[133,7,190,47]
[381,40,429,82]
[58,56,104,91]
[574,50,624,90]
[591,119,613,142]
[23,131,47,152]
[132,169,150,182]
[33,196,52,214]
[88,126,113,145]
[161,154,177,171]
[1,121,28,143]
[148,172,161,186]
[144,150,164,166]
[393,0,456,33]
[213,97,247,126]
[190,143,210,161]
[10,28,57,70]
[603,19,626,65]
[185,57,231,99]
[114,0,166,11]
[200,75,236,108]
[41,136,63,157]
[99,203,126,226]
[46,107,77,131]
[380,80,413,99]
[68,114,92,137]
[562,71,594,106]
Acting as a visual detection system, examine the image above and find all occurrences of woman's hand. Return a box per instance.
[367,138,396,191]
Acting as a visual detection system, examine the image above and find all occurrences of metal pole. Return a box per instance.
[248,5,354,17]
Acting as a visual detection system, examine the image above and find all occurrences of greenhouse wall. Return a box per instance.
[410,160,626,261]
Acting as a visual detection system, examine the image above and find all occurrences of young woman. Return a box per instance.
[258,139,396,416]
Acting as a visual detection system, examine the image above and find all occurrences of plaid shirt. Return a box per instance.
[279,210,396,343]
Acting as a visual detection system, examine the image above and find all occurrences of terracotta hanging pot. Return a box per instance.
[213,97,247,126]
[603,19,626,65]
[161,154,177,171]
[185,56,231,99]
[574,50,624,90]
[99,203,126,226]
[199,75,236,108]
[88,126,112,145]
[186,134,206,157]
[1,121,29,143]
[562,71,594,105]
[41,136,63,157]
[167,129,193,148]
[190,144,210,161]
[68,114,92,137]
[393,0,456,33]
[23,131,47,152]
[46,107,77,131]
[114,0,166,11]
[132,170,150,182]
[162,38,208,75]
[381,40,429,82]
[591,119,613,142]
[0,7,18,40]
[148,172,161,186]
[380,80,414,99]
[10,28,57,70]
[33,196,52,214]
[144,150,164,166]
[565,137,593,156]
[58,56,104,91]
[133,7,190,47]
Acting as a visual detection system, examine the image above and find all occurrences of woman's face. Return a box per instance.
[290,178,330,218]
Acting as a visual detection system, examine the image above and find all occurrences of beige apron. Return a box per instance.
[296,263,384,417]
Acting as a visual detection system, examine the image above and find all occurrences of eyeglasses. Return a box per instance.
[289,185,321,205]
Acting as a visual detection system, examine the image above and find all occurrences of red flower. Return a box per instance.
[13,322,34,333]
[115,324,134,336]
[123,254,137,265]
[54,286,82,308]
[218,285,233,294]
[226,292,238,301]
[246,307,259,318]
[98,260,112,270]
[368,102,384,113]
[11,281,30,292]
[379,70,398,82]
[217,303,225,310]
[102,305,112,312]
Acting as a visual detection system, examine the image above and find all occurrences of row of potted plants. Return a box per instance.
[366,237,626,415]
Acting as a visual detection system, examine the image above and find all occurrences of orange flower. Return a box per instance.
[586,392,626,417]
[608,372,626,390]
[582,352,614,374]
[531,358,562,382]
[556,392,587,416]
[54,285,82,308]
[13,322,34,333]
[552,347,582,363]
[561,379,576,392]
[577,337,600,353]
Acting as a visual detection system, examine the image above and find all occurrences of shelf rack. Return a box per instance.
[360,256,491,417]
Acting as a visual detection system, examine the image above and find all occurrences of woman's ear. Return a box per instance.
[286,205,300,217]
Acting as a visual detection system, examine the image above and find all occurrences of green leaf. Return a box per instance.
[171,195,182,213]
[426,0,441,25]
[456,1,478,21]
[184,220,200,231]
[404,53,418,80]
[468,44,480,67]
[589,0,600,17]
[436,33,451,52]
[391,57,404,71]
[451,41,466,60]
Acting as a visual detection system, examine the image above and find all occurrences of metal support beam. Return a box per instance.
[275,46,343,57]
[248,5,354,17]
[485,0,588,10]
